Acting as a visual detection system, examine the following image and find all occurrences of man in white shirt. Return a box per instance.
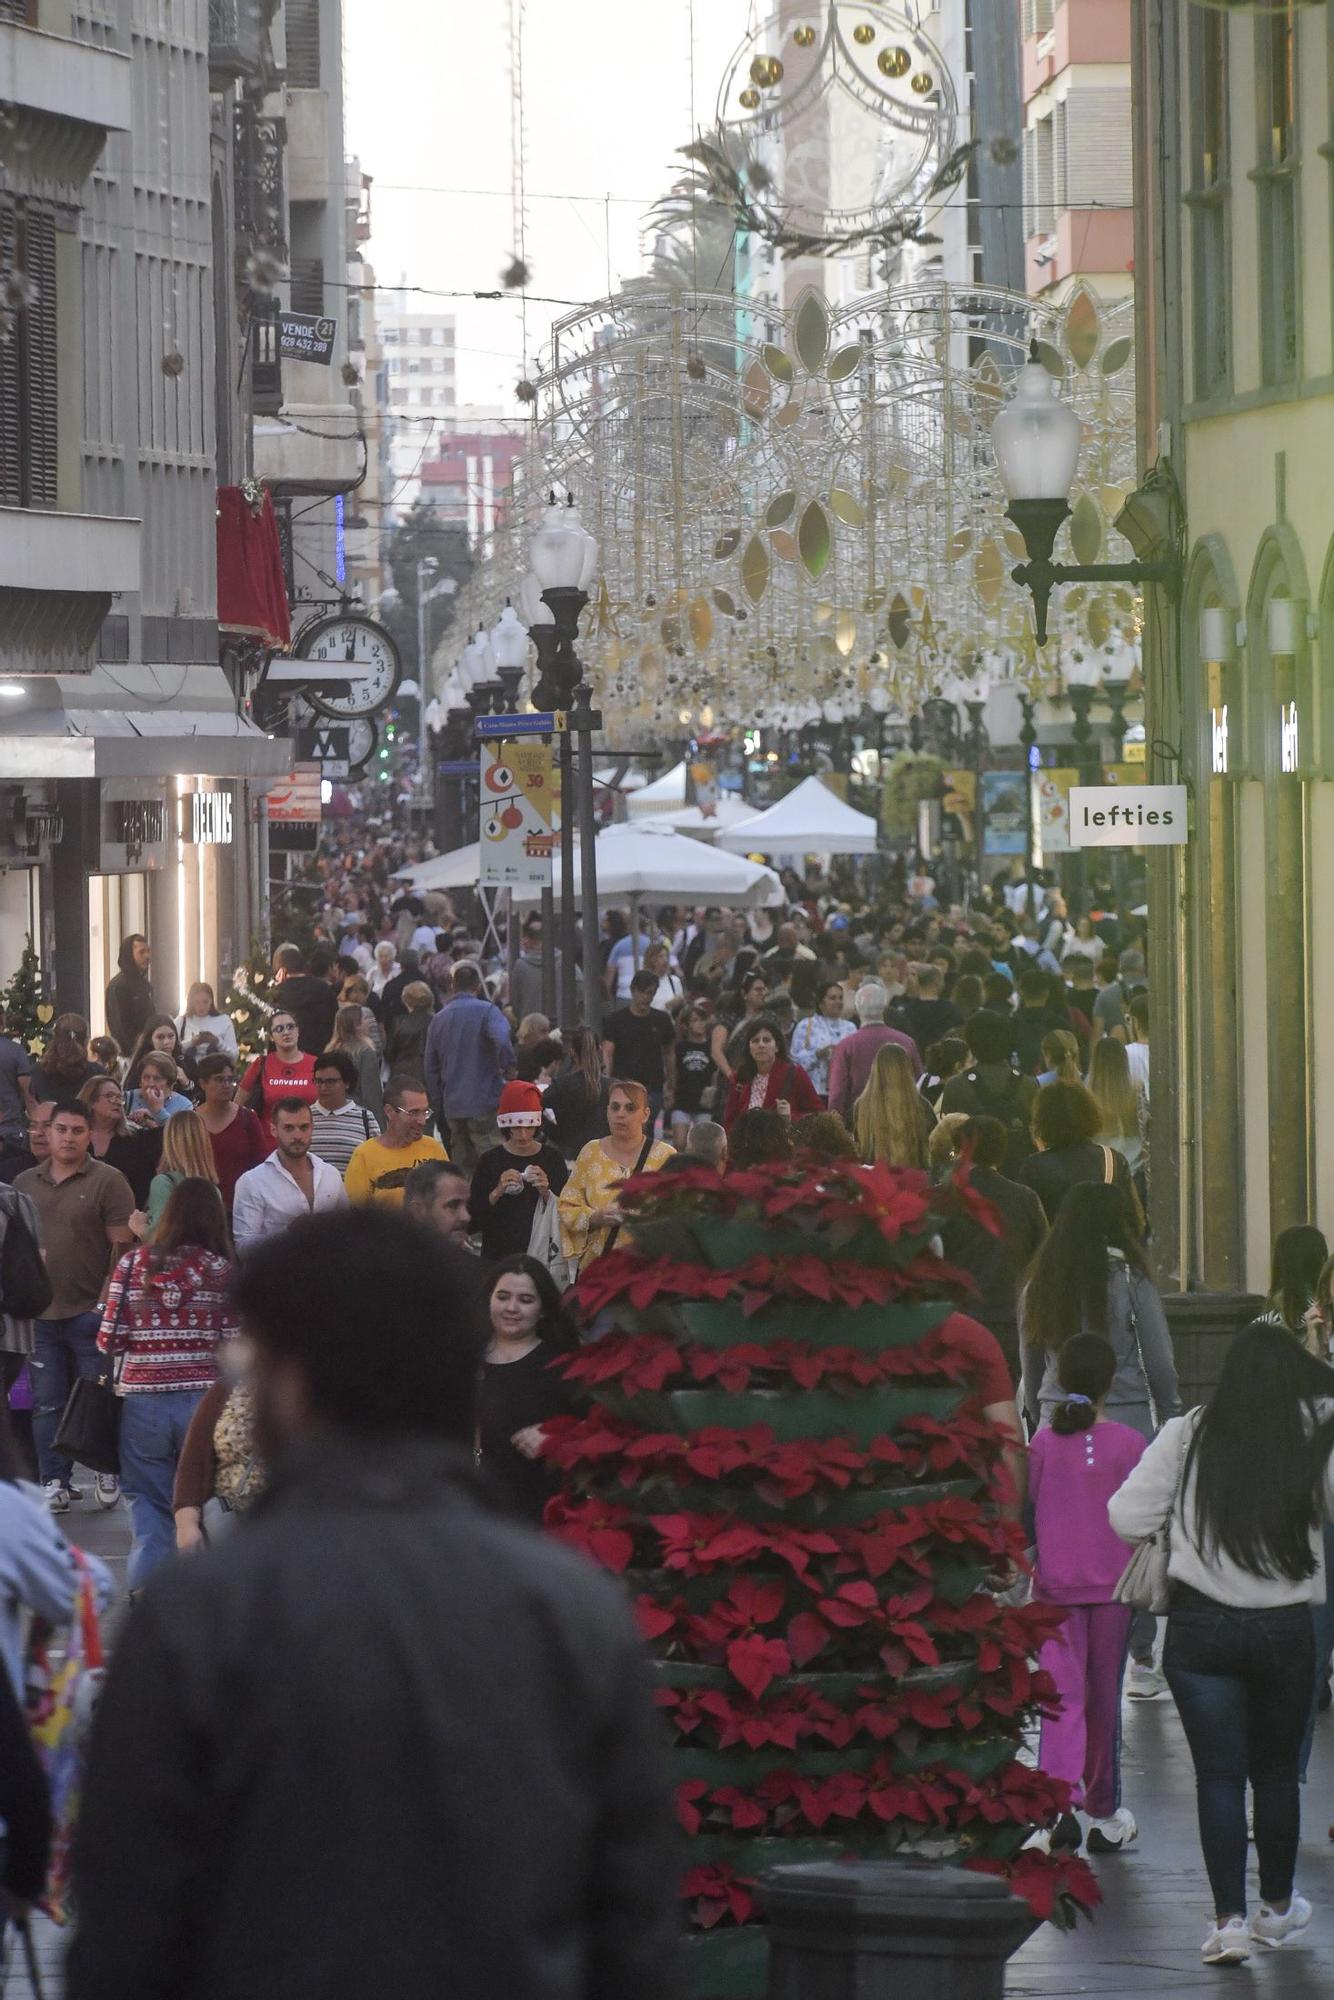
[1125,993,1150,1100]
[308,1051,381,1178]
[232,1098,348,1251]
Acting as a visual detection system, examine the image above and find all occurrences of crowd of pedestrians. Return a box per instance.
[6,848,1334,1982]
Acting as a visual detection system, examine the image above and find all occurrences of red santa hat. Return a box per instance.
[496,1080,544,1129]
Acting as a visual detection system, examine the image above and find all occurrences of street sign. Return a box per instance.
[474,711,565,739]
[296,723,351,777]
[479,741,556,887]
[438,760,478,776]
[278,311,336,363]
[1068,783,1188,848]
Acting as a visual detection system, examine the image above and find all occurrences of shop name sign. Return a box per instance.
[184,793,233,846]
[1068,784,1188,848]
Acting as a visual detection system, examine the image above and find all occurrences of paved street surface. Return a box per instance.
[10,1497,1334,1997]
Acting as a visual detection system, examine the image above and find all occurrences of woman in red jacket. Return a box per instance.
[721,1017,821,1132]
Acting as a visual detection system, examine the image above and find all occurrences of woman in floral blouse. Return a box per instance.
[789,980,857,1102]
[557,1080,674,1276]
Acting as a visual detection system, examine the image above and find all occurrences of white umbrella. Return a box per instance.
[395,843,481,892]
[716,775,879,857]
[511,823,783,910]
[394,824,784,909]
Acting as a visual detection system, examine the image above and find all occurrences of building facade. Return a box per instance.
[1133,0,1334,1294]
[0,0,290,1032]
[1022,0,1134,301]
[378,294,457,515]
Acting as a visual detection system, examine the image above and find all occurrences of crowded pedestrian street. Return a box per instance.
[4,0,1334,1996]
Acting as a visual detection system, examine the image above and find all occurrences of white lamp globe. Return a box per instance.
[991,350,1083,504]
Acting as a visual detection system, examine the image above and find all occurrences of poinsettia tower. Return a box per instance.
[544,1155,1097,1997]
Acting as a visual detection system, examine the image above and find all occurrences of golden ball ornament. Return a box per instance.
[739,86,761,109]
[852,22,875,45]
[793,23,816,47]
[879,45,911,78]
[911,70,935,95]
[750,53,784,87]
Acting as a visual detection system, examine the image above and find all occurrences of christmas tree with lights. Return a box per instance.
[0,936,51,1055]
[221,939,278,1061]
[545,1155,1098,1996]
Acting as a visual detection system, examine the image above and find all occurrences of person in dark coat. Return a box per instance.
[273,945,339,1056]
[104,935,155,1057]
[67,1208,683,2000]
[939,1114,1048,1383]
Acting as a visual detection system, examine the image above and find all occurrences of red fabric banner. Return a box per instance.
[216,485,291,648]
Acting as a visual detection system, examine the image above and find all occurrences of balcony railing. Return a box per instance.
[208,0,262,86]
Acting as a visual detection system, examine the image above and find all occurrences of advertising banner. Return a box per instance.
[980,769,1029,856]
[1034,766,1079,857]
[478,740,557,887]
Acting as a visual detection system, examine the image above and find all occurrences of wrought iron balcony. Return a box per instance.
[208,0,262,86]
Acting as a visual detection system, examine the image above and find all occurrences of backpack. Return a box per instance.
[0,1187,52,1320]
[964,1067,1031,1177]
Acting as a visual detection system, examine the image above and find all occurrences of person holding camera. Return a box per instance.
[468,1082,569,1265]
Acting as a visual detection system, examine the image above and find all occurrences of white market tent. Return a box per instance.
[716,775,879,858]
[511,823,784,910]
[395,823,784,910]
[626,759,687,814]
[635,795,758,841]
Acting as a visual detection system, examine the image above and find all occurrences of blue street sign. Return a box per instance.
[437,760,478,776]
[474,711,564,739]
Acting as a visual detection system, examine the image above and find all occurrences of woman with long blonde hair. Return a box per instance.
[326,1003,384,1120]
[852,1042,933,1171]
[137,1110,221,1236]
[1087,1036,1145,1178]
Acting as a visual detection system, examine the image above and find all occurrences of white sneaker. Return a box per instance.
[1202,1917,1251,1965]
[1251,1895,1311,1948]
[1086,1807,1138,1854]
[94,1472,120,1509]
[43,1478,69,1514]
[1126,1662,1167,1699]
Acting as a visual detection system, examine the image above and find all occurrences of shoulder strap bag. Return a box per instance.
[1122,1262,1159,1432]
[603,1133,654,1258]
[1113,1419,1192,1614]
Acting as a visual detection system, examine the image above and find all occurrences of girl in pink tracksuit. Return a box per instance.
[1029,1333,1147,1852]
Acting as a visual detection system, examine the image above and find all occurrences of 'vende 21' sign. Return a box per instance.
[1067,784,1188,848]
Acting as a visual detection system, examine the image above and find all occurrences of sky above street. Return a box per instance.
[343,0,751,409]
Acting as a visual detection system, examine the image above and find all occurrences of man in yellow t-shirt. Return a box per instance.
[344,1076,449,1207]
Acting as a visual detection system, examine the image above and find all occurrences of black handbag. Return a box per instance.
[52,1261,129,1477]
[52,1374,121,1477]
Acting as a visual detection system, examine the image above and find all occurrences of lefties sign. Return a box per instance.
[1068,784,1188,848]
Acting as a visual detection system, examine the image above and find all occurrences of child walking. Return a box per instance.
[1029,1333,1147,1852]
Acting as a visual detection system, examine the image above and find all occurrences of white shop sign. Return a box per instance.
[1068,784,1189,848]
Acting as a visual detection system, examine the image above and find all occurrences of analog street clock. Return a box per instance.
[295,614,401,720]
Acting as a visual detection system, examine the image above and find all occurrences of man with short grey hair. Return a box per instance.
[826,982,923,1123]
[684,1120,727,1170]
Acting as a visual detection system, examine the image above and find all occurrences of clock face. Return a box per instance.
[345,718,377,775]
[298,616,401,719]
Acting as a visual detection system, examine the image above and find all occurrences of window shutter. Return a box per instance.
[0,198,22,508]
[1063,88,1134,209]
[289,254,324,314]
[20,207,57,509]
[1052,99,1068,215]
[285,0,320,88]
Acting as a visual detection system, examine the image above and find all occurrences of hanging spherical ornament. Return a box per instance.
[852,22,875,43]
[879,44,911,77]
[739,86,761,108]
[514,378,538,404]
[685,351,707,381]
[793,22,816,46]
[749,53,783,86]
[911,70,934,95]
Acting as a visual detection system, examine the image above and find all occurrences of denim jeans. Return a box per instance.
[30,1312,103,1486]
[118,1388,209,1592]
[1164,1591,1314,1919]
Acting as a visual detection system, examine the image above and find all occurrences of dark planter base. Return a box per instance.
[761,1859,1037,2000]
